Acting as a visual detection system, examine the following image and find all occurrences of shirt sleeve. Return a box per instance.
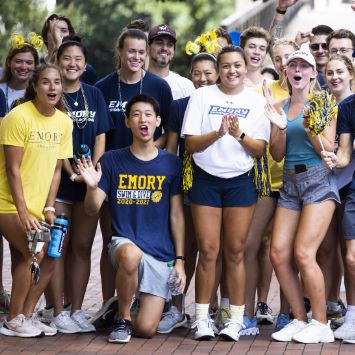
[97,153,112,196]
[181,90,204,137]
[0,110,27,147]
[0,89,6,117]
[337,103,352,135]
[159,81,173,129]
[166,100,181,134]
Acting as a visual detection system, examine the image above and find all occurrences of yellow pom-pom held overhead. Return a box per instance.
[10,33,25,49]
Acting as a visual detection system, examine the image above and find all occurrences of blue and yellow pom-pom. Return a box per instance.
[303,90,338,136]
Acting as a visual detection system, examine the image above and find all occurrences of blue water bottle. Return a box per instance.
[76,144,91,159]
[47,214,68,258]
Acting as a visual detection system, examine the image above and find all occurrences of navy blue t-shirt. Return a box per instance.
[57,83,114,201]
[95,71,173,150]
[0,89,6,117]
[337,94,355,191]
[167,96,190,159]
[98,147,182,261]
[81,63,97,86]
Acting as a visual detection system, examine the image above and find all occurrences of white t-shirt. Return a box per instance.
[164,71,195,100]
[0,83,25,113]
[181,85,270,178]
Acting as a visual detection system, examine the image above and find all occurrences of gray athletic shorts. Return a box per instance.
[108,236,171,299]
[278,166,340,211]
[344,190,355,240]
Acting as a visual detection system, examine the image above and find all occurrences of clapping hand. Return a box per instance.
[217,115,229,138]
[228,115,242,139]
[75,156,102,189]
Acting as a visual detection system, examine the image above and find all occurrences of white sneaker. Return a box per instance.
[333,317,355,340]
[271,319,308,342]
[157,306,187,334]
[292,319,334,343]
[219,319,244,341]
[29,314,57,336]
[71,310,96,333]
[50,311,81,334]
[191,318,216,340]
[0,314,43,337]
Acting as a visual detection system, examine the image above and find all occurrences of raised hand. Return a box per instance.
[295,30,313,46]
[277,0,299,10]
[76,156,102,188]
[262,79,275,106]
[265,102,287,130]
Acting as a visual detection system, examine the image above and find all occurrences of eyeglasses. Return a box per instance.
[330,48,353,55]
[309,43,327,51]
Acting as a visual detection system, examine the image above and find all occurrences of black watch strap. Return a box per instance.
[175,256,186,261]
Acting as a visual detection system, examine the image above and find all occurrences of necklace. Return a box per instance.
[63,84,89,129]
[65,89,80,106]
[117,70,144,113]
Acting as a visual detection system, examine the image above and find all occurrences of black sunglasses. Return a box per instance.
[309,43,327,51]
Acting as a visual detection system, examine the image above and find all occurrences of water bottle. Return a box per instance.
[47,214,68,258]
[76,144,91,159]
[167,261,182,296]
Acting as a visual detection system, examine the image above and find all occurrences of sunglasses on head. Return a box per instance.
[309,43,327,51]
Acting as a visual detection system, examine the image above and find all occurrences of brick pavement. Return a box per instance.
[1,229,355,354]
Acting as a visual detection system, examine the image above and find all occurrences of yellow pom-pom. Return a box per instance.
[185,41,200,55]
[27,32,44,51]
[10,33,25,49]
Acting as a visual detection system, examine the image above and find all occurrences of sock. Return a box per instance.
[327,301,340,311]
[230,304,245,323]
[346,305,355,320]
[220,297,230,309]
[195,303,209,320]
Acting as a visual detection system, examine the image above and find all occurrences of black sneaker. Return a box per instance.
[108,318,132,343]
[255,302,273,324]
[90,296,118,331]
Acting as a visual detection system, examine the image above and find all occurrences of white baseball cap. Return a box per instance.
[286,45,316,68]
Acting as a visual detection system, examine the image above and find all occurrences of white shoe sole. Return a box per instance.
[257,315,274,324]
[0,326,43,338]
[219,331,240,342]
[239,327,259,336]
[50,322,81,334]
[108,335,131,343]
[157,317,187,334]
[292,334,335,343]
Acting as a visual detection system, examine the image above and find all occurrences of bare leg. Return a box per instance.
[244,197,276,319]
[270,207,306,321]
[115,243,142,321]
[294,201,336,323]
[191,204,221,304]
[68,202,99,312]
[0,214,32,320]
[99,202,115,302]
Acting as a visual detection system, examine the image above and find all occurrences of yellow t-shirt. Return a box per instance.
[0,101,73,219]
[256,80,289,191]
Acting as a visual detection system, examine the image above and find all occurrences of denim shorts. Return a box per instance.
[278,166,340,211]
[188,165,258,208]
[108,236,170,299]
[344,190,355,240]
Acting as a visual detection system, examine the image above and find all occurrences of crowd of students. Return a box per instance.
[0,0,354,346]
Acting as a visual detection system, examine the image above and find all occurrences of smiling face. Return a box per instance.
[118,37,147,74]
[329,38,354,60]
[218,51,247,94]
[8,51,36,84]
[243,37,268,70]
[190,59,218,88]
[309,34,329,68]
[273,44,296,78]
[149,35,175,68]
[33,68,63,111]
[286,58,316,91]
[325,58,353,97]
[58,45,86,84]
[125,101,161,142]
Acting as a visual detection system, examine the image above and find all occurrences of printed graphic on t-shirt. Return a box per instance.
[116,174,166,205]
[69,110,97,123]
[208,105,250,118]
[28,130,63,149]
